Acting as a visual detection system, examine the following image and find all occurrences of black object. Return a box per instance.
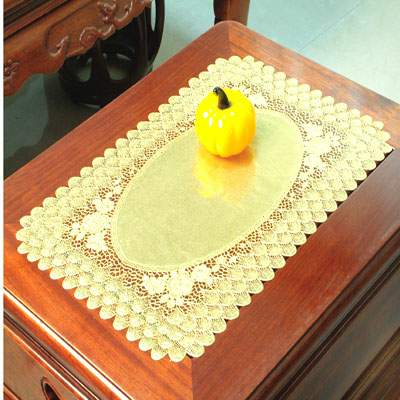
[58,0,165,107]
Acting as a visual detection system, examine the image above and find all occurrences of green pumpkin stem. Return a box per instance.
[213,87,231,110]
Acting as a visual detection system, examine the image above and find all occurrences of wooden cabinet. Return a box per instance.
[4,0,151,96]
[4,324,86,400]
[4,22,400,399]
[3,0,251,96]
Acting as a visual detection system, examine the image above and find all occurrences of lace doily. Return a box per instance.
[16,56,392,362]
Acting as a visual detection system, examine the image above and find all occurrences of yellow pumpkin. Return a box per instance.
[195,87,256,158]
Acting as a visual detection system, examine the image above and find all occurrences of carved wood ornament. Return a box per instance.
[4,0,151,95]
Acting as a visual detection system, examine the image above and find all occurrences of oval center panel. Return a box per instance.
[111,110,304,272]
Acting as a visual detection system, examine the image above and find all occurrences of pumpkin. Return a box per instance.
[195,87,256,158]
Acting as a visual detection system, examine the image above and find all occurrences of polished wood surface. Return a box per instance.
[345,329,400,399]
[4,386,20,400]
[4,0,28,12]
[284,255,400,400]
[4,324,85,400]
[5,315,98,400]
[4,22,400,400]
[4,0,66,32]
[214,0,250,24]
[4,0,151,95]
[194,150,400,400]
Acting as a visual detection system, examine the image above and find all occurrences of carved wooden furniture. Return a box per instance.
[4,0,250,97]
[58,0,164,106]
[4,0,153,96]
[4,22,400,400]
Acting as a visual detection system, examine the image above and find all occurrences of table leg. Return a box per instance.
[58,0,165,107]
[213,0,250,25]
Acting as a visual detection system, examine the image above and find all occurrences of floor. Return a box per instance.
[4,0,400,177]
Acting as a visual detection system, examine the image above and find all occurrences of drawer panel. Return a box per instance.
[4,324,84,400]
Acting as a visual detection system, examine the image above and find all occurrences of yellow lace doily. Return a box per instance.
[16,56,392,362]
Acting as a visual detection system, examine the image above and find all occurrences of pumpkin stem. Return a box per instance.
[213,87,231,110]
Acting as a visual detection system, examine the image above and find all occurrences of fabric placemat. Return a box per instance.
[16,56,392,362]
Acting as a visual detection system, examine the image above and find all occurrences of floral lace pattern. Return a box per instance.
[68,185,120,251]
[16,56,392,362]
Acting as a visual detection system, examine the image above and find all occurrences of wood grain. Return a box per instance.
[214,0,250,24]
[4,22,400,400]
[260,237,400,400]
[4,0,67,33]
[4,0,41,12]
[5,0,68,38]
[4,324,84,400]
[4,0,151,95]
[5,314,99,400]
[4,386,20,400]
[285,256,400,400]
[192,150,400,400]
[344,329,400,399]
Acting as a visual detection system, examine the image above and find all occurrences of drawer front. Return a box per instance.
[4,325,85,400]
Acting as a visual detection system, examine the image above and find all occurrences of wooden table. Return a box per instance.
[4,0,250,96]
[3,0,154,96]
[4,22,400,400]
